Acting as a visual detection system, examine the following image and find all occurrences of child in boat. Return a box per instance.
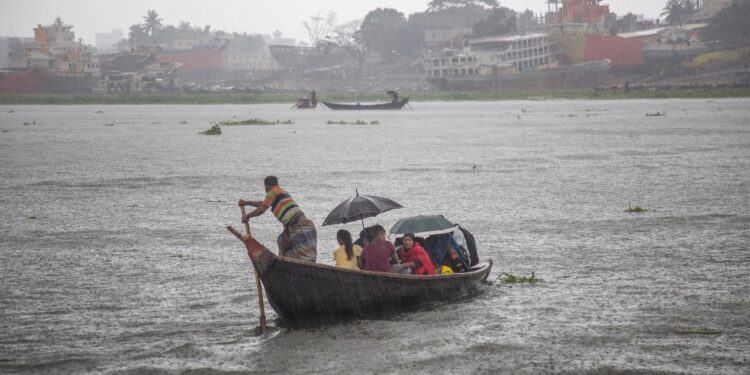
[333,229,362,270]
[354,228,366,249]
[399,232,435,275]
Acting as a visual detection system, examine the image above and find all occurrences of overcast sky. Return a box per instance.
[1,0,667,45]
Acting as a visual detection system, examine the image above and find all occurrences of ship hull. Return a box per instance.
[428,60,611,91]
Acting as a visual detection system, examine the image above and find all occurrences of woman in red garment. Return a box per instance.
[399,232,436,276]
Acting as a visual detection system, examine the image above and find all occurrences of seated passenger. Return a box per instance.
[399,232,435,275]
[359,225,402,273]
[425,233,468,273]
[353,228,366,249]
[444,245,466,273]
[393,237,404,262]
[333,229,362,270]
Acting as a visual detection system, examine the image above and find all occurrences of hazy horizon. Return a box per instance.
[1,0,667,46]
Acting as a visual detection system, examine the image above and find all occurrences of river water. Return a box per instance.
[0,99,748,374]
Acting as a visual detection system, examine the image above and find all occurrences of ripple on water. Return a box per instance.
[1,101,748,374]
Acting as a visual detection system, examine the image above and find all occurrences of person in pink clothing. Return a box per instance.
[399,232,436,276]
[359,225,400,273]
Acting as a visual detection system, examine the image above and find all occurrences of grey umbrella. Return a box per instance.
[322,190,403,228]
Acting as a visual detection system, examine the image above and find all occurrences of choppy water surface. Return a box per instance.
[0,99,748,374]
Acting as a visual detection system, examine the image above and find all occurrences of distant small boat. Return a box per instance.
[322,98,409,110]
[322,90,409,110]
[294,90,317,109]
[295,98,317,109]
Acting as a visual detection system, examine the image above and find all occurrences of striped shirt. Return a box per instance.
[262,185,303,226]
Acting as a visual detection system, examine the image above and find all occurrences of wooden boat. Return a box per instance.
[294,97,317,109]
[322,97,409,110]
[227,226,492,324]
[294,90,317,109]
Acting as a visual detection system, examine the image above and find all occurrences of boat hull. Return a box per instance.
[294,98,317,109]
[322,98,409,110]
[428,60,611,91]
[241,236,492,323]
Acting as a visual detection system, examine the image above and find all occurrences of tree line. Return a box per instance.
[116,0,748,75]
[121,10,265,53]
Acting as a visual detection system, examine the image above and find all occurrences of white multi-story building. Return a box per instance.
[425,33,557,78]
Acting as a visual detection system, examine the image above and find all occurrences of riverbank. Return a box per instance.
[1,86,749,104]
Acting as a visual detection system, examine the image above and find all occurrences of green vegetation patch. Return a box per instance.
[218,118,293,125]
[500,272,540,284]
[673,328,723,335]
[326,119,380,125]
[199,124,222,135]
[625,202,649,213]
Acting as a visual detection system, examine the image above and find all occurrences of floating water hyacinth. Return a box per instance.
[218,118,293,125]
[500,272,539,284]
[625,202,648,213]
[326,119,380,125]
[199,124,222,135]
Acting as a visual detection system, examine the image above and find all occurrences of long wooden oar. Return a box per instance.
[240,205,267,334]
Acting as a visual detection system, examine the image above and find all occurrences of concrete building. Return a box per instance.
[224,52,276,71]
[7,37,37,69]
[95,29,124,52]
[0,37,10,67]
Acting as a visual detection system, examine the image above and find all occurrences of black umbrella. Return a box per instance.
[322,190,403,228]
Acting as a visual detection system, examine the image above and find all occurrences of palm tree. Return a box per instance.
[178,21,193,35]
[142,9,163,37]
[662,0,684,26]
[682,0,698,22]
[662,0,698,26]
[128,24,147,48]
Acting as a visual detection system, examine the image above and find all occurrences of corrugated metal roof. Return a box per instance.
[618,23,708,39]
[469,33,548,45]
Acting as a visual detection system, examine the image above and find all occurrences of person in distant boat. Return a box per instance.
[360,225,408,274]
[239,176,317,262]
[387,90,399,103]
[399,232,435,276]
[333,229,362,270]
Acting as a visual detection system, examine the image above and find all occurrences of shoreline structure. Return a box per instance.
[2,86,750,105]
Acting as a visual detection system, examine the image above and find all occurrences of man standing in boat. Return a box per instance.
[238,176,317,262]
